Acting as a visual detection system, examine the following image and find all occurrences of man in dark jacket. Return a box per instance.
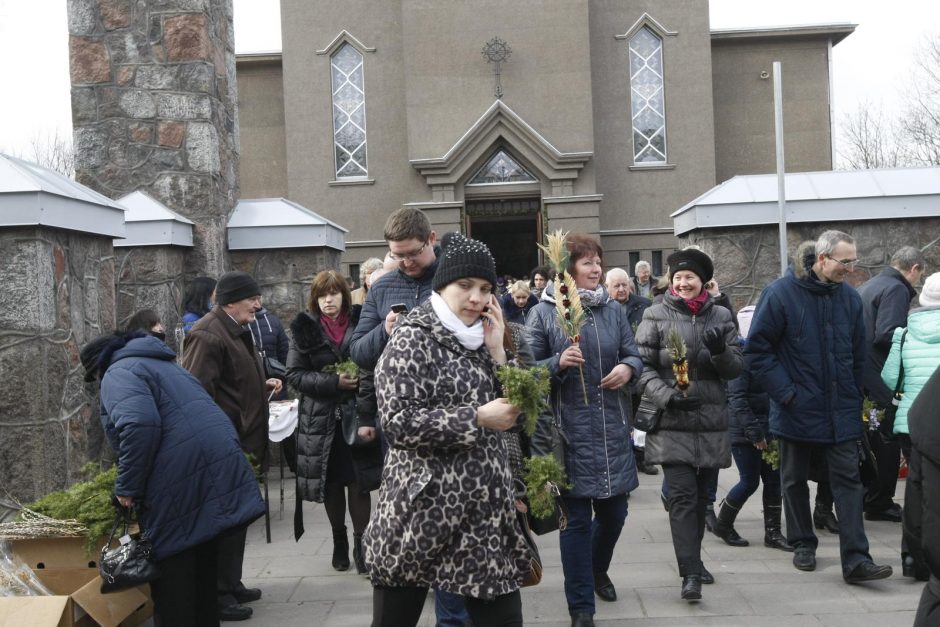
[182,271,282,621]
[746,232,892,583]
[605,267,651,329]
[857,246,925,523]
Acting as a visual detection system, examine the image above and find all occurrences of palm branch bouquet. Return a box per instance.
[537,229,589,404]
[667,328,690,396]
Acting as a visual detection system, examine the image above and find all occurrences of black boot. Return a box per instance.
[353,533,367,574]
[332,526,350,571]
[813,500,839,533]
[681,574,702,600]
[704,504,718,533]
[712,498,749,546]
[762,499,793,551]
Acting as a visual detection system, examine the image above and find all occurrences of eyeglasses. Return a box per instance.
[388,241,428,262]
[826,255,858,268]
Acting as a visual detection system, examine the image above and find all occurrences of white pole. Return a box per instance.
[773,61,787,277]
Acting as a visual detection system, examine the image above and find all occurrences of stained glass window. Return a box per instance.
[467,150,537,185]
[629,27,666,164]
[331,43,368,178]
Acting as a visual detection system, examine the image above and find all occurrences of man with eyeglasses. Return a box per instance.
[746,231,893,584]
[858,246,926,574]
[182,270,282,621]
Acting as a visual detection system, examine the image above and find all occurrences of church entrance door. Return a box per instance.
[465,197,540,282]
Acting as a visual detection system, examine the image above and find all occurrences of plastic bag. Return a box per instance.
[0,541,52,596]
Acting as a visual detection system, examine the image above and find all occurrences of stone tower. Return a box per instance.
[68,0,239,278]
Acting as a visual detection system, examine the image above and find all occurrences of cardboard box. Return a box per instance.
[0,536,151,627]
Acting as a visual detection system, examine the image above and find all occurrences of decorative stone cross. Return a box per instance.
[482,36,512,99]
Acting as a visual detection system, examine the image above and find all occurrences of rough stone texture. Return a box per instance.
[69,37,110,84]
[100,0,131,30]
[157,120,184,147]
[114,246,187,352]
[230,248,343,328]
[684,217,940,311]
[69,0,239,278]
[164,14,211,62]
[0,227,116,503]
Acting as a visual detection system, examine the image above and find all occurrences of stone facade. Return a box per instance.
[114,246,187,352]
[0,227,116,503]
[684,218,940,312]
[68,0,239,278]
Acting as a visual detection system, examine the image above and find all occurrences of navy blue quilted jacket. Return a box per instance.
[350,257,440,370]
[745,266,866,444]
[99,336,265,561]
[526,285,643,498]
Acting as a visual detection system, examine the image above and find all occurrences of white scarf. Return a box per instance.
[430,292,485,350]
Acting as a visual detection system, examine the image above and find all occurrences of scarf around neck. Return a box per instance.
[430,292,485,350]
[670,285,709,315]
[577,285,607,308]
[319,311,349,345]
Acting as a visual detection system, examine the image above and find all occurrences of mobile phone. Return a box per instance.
[390,303,407,314]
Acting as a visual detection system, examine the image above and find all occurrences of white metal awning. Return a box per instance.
[0,153,126,238]
[672,167,940,236]
[114,190,194,247]
[228,198,348,251]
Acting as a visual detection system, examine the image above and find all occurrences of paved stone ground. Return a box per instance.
[240,464,922,626]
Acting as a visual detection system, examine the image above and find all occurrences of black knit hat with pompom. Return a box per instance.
[432,232,498,291]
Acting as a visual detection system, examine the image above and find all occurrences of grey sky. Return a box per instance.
[1,0,937,163]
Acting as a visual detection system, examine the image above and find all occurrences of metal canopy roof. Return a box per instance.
[114,190,194,248]
[0,153,126,238]
[672,167,940,236]
[228,198,348,251]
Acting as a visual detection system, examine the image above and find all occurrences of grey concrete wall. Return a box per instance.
[712,37,833,184]
[69,0,240,278]
[683,218,940,312]
[236,57,288,199]
[0,226,116,502]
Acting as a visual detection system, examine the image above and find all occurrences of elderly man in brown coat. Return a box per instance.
[183,270,282,622]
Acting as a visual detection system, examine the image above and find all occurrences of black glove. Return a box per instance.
[702,326,726,355]
[667,393,703,411]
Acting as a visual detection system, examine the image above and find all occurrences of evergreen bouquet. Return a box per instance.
[523,455,569,520]
[537,229,589,404]
[667,328,690,396]
[497,364,551,436]
[324,359,359,378]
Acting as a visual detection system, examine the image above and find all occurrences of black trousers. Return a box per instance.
[662,464,717,577]
[371,585,522,627]
[915,575,940,627]
[900,435,928,574]
[864,404,901,512]
[151,537,220,627]
[217,523,248,607]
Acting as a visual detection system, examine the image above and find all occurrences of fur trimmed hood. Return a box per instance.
[290,305,361,352]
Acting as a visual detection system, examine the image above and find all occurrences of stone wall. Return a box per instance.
[68,0,239,277]
[229,248,343,328]
[114,246,187,352]
[684,217,940,311]
[0,227,116,503]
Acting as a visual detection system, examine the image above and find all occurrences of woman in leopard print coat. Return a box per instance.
[364,233,532,626]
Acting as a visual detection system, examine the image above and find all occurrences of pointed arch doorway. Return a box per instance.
[464,149,541,280]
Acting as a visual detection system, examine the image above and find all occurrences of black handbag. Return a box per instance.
[516,511,543,587]
[263,353,287,380]
[526,479,569,536]
[632,393,663,432]
[99,505,160,593]
[337,402,371,448]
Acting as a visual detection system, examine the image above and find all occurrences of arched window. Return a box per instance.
[331,43,368,178]
[629,26,666,164]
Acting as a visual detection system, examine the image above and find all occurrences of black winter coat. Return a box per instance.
[908,364,940,577]
[727,366,772,446]
[287,307,381,511]
[249,307,290,400]
[636,292,743,468]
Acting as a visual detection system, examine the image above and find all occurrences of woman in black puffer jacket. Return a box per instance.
[634,249,742,602]
[287,270,381,575]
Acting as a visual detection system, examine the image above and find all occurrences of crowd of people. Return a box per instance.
[79,208,940,627]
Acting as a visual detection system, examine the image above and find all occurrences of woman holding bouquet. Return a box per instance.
[634,248,742,601]
[526,233,644,627]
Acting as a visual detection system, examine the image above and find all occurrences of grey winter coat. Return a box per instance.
[635,292,743,468]
[363,300,531,600]
[526,285,644,498]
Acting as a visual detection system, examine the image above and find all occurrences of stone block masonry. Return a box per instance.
[68,0,239,279]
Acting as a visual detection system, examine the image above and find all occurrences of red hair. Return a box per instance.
[565,233,603,276]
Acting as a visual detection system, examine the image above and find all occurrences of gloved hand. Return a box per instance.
[702,326,726,355]
[667,393,703,411]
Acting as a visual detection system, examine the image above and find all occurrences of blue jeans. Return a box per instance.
[434,589,470,627]
[559,494,629,616]
[728,444,781,504]
[778,438,873,575]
